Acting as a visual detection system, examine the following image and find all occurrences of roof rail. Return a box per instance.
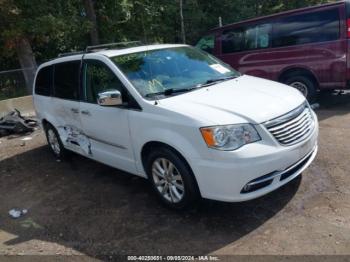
[58,51,85,58]
[86,41,142,52]
[57,41,143,58]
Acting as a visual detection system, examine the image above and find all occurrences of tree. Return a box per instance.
[179,0,186,43]
[15,37,37,95]
[83,0,100,45]
[0,0,90,93]
[0,0,37,94]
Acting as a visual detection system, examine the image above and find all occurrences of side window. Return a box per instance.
[245,24,271,50]
[272,8,340,48]
[222,28,244,53]
[35,66,53,96]
[83,60,128,104]
[195,35,215,54]
[222,24,271,54]
[53,61,80,100]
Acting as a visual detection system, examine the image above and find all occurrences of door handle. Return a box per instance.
[71,108,79,114]
[81,110,91,116]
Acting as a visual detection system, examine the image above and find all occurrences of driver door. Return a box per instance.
[79,59,136,174]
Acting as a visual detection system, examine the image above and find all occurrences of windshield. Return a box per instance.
[111,46,240,98]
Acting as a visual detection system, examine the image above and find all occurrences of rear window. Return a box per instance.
[53,61,80,100]
[272,8,340,47]
[35,66,52,96]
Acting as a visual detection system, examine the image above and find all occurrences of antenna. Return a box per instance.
[219,16,223,27]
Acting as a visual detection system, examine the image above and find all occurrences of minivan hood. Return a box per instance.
[158,75,306,125]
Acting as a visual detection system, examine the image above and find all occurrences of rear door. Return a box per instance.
[79,58,136,174]
[51,60,85,154]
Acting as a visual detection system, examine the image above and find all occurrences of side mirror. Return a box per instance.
[97,90,123,106]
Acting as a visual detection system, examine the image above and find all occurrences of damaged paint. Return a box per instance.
[57,125,92,156]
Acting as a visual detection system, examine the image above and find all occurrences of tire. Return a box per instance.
[284,75,317,103]
[44,123,67,159]
[145,146,200,210]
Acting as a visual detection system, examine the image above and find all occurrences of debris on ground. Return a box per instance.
[21,137,33,141]
[0,109,37,138]
[8,208,28,219]
[20,218,43,229]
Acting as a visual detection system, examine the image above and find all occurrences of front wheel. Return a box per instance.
[146,147,200,209]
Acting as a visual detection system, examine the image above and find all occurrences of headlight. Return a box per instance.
[200,124,261,151]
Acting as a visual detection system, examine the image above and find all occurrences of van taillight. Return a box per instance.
[347,19,350,38]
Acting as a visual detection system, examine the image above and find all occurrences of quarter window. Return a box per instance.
[83,60,128,104]
[35,66,53,96]
[272,8,340,47]
[53,61,80,100]
[196,35,215,54]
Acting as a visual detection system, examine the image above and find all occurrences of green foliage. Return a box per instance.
[0,0,336,70]
[0,0,91,68]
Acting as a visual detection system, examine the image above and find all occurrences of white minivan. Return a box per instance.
[33,44,318,209]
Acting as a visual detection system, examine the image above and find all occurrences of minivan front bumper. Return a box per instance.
[190,120,318,202]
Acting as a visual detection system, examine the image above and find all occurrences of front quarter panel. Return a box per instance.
[128,105,212,177]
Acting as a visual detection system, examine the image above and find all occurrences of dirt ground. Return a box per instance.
[0,92,350,259]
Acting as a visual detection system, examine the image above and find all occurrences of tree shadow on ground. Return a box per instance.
[0,145,301,257]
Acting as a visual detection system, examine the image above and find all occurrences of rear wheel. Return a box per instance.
[44,123,67,159]
[284,75,317,103]
[145,147,200,209]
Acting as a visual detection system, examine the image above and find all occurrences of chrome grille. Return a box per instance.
[264,103,314,146]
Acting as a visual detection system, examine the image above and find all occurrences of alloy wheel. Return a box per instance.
[152,158,185,203]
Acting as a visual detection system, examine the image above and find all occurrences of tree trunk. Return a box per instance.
[16,37,37,95]
[83,0,100,45]
[179,0,186,44]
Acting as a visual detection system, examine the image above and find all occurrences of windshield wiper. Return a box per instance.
[145,75,239,98]
[197,75,238,88]
[145,87,197,98]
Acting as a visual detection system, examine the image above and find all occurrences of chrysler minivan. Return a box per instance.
[33,44,318,209]
[196,1,350,102]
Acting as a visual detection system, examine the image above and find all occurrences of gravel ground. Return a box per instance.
[0,92,350,259]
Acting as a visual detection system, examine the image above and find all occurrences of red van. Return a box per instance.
[196,1,350,101]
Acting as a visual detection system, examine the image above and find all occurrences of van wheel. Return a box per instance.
[44,123,66,159]
[145,147,199,210]
[285,76,317,103]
